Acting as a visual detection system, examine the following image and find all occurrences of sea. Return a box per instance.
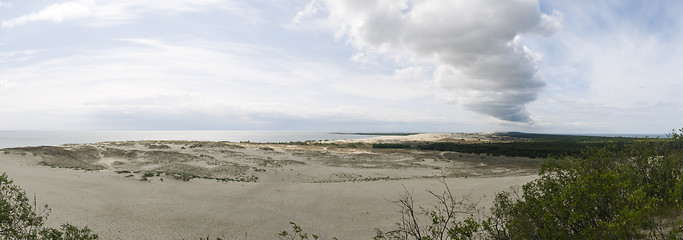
[0,131,381,149]
[0,131,668,149]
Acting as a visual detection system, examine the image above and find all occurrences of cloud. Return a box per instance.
[292,0,322,25]
[536,2,683,103]
[521,0,683,133]
[0,39,451,130]
[0,1,11,8]
[1,0,253,28]
[296,0,559,122]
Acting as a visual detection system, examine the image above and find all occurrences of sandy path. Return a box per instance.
[1,153,535,239]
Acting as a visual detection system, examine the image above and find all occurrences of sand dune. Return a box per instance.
[1,140,538,239]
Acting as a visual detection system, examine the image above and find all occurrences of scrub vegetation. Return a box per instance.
[285,130,683,239]
[419,133,648,158]
[0,173,98,240]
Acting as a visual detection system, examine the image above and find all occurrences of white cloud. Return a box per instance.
[0,1,11,8]
[331,66,432,101]
[292,0,322,25]
[296,0,559,122]
[0,39,449,130]
[2,1,91,27]
[1,0,253,28]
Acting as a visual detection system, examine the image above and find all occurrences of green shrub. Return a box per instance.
[142,172,155,178]
[485,131,683,239]
[372,143,412,149]
[373,129,683,240]
[279,222,337,240]
[345,142,365,148]
[0,173,98,239]
[0,173,47,239]
[39,224,99,240]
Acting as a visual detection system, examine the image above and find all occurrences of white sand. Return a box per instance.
[0,143,536,239]
[332,132,512,144]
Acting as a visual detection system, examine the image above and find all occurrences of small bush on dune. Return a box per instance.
[0,173,98,240]
[373,179,484,240]
[39,224,98,240]
[279,222,338,240]
[0,173,47,239]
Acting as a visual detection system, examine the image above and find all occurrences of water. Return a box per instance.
[1,131,668,149]
[0,131,379,149]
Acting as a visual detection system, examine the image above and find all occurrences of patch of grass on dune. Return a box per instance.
[10,146,105,170]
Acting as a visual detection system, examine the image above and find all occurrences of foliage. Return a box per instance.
[345,142,365,148]
[142,171,155,178]
[8,146,105,171]
[0,173,98,240]
[374,179,485,240]
[279,222,337,240]
[372,143,413,149]
[38,224,99,240]
[358,132,644,158]
[416,138,640,158]
[372,129,682,240]
[198,236,221,240]
[418,141,585,158]
[486,130,683,239]
[0,173,47,239]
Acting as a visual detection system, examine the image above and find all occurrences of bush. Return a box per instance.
[486,131,683,239]
[373,179,484,240]
[0,173,47,239]
[0,173,99,239]
[372,143,412,149]
[39,224,99,240]
[345,142,365,148]
[279,222,337,240]
[373,129,683,240]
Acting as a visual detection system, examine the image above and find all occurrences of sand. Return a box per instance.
[0,138,538,239]
[331,132,516,144]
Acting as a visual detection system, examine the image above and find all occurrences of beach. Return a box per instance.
[0,134,539,239]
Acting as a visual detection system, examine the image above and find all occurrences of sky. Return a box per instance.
[0,0,681,134]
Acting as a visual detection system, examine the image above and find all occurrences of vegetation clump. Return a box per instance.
[0,173,98,239]
[145,143,170,149]
[279,222,337,240]
[344,142,365,148]
[371,129,683,239]
[10,146,105,170]
[372,143,412,149]
[484,132,683,239]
